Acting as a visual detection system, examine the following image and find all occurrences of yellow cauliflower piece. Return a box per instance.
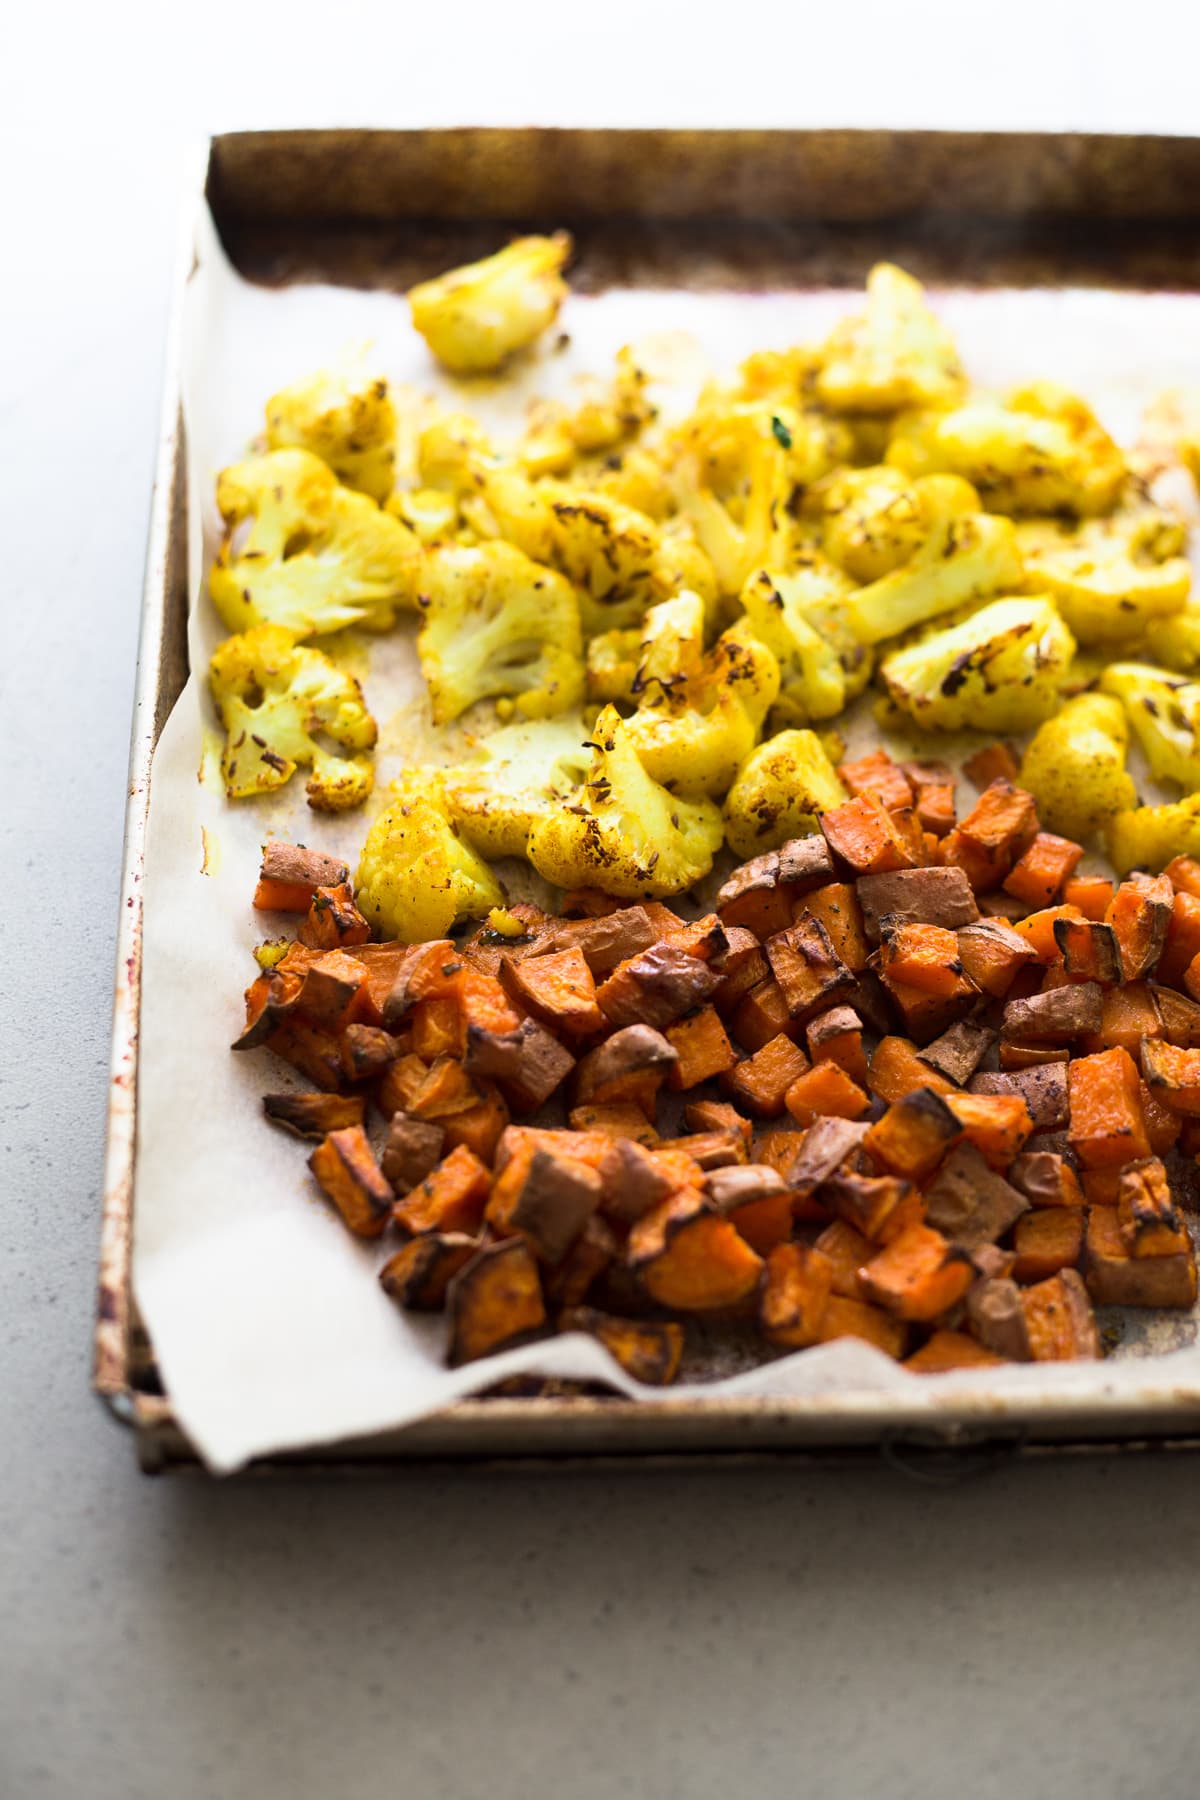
[355,775,504,941]
[586,628,642,704]
[1145,604,1200,674]
[1015,504,1190,645]
[417,412,494,494]
[439,717,592,860]
[879,595,1075,733]
[723,730,847,860]
[846,475,1024,646]
[739,562,870,724]
[408,233,571,375]
[887,382,1126,517]
[264,363,396,502]
[1108,795,1200,876]
[631,591,708,702]
[415,541,584,725]
[820,466,931,583]
[594,446,676,520]
[526,706,723,899]
[1019,693,1135,843]
[386,486,460,545]
[209,450,421,638]
[816,263,966,414]
[1100,663,1200,793]
[624,625,780,799]
[208,624,376,811]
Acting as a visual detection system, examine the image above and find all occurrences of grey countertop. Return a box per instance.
[4,6,1200,1794]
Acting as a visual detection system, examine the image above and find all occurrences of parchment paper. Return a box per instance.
[134,202,1200,1473]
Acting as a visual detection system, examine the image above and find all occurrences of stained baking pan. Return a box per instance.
[96,127,1200,1473]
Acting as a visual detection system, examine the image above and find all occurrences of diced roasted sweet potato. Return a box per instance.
[456,904,556,977]
[1052,917,1121,985]
[781,1115,868,1198]
[593,1137,676,1225]
[821,794,920,876]
[923,1142,1029,1249]
[765,916,855,1024]
[1003,982,1103,1043]
[969,1064,1068,1133]
[547,906,659,977]
[857,867,979,943]
[308,1125,394,1238]
[917,1018,995,1087]
[1086,981,1163,1059]
[864,1088,963,1181]
[784,1060,871,1127]
[254,842,350,912]
[338,1024,400,1083]
[822,1169,917,1244]
[486,1139,603,1264]
[944,1091,1034,1168]
[1068,1047,1151,1168]
[465,1016,576,1113]
[955,918,1036,999]
[298,881,372,951]
[447,1238,547,1366]
[377,1052,434,1118]
[902,759,958,838]
[706,1164,793,1254]
[263,1091,366,1141]
[717,851,804,941]
[868,1035,955,1103]
[1140,1039,1200,1114]
[814,1294,906,1358]
[596,939,723,1030]
[1021,1269,1101,1360]
[560,1306,685,1385]
[381,1112,446,1194]
[407,1057,480,1121]
[544,1215,620,1309]
[1117,1159,1190,1258]
[500,945,603,1037]
[881,965,981,1046]
[798,883,869,972]
[837,747,913,812]
[967,1276,1032,1361]
[684,1099,753,1148]
[760,1242,836,1348]
[1106,874,1173,982]
[665,1006,738,1090]
[296,949,370,1030]
[1012,1207,1084,1283]
[568,1102,659,1143]
[1062,875,1113,921]
[711,937,771,1016]
[905,1330,1004,1372]
[806,1005,868,1086]
[1009,904,1085,964]
[814,1218,872,1298]
[265,1018,345,1091]
[946,778,1039,893]
[441,1084,510,1165]
[1009,1151,1085,1209]
[234,968,304,1051]
[722,1033,810,1119]
[658,1130,747,1171]
[628,1189,764,1311]
[395,1143,492,1236]
[1002,832,1083,909]
[1086,1206,1198,1308]
[878,922,969,998]
[1156,891,1200,987]
[573,1024,678,1112]
[964,743,1021,789]
[999,1043,1070,1071]
[380,1232,480,1311]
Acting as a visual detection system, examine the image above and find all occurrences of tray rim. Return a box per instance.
[97,123,1200,1472]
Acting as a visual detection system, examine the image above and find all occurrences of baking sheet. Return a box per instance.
[134,199,1200,1474]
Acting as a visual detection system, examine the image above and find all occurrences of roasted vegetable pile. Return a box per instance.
[235,746,1200,1378]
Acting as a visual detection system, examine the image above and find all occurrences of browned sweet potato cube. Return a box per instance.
[705,1164,792,1255]
[394,1144,492,1236]
[905,1330,1004,1372]
[308,1126,393,1238]
[338,1024,400,1083]
[665,1007,738,1089]
[298,882,372,950]
[381,1113,446,1195]
[683,1099,753,1148]
[560,1306,685,1385]
[1086,1206,1198,1307]
[864,1088,963,1181]
[544,1215,620,1309]
[1117,1158,1190,1258]
[486,1138,603,1264]
[1008,1151,1085,1209]
[857,867,979,942]
[297,949,369,1029]
[1012,1208,1085,1283]
[447,1239,547,1366]
[573,1025,677,1112]
[379,1232,480,1310]
[1021,1269,1100,1359]
[760,1243,836,1348]
[923,1143,1029,1250]
[263,1091,366,1141]
[721,1033,810,1119]
[821,1170,917,1244]
[500,945,604,1036]
[859,1224,975,1322]
[628,1189,764,1311]
[967,1277,1032,1361]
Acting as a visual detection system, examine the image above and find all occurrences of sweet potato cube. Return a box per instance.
[254,842,349,912]
[574,1024,677,1111]
[1053,917,1122,985]
[395,1143,492,1236]
[380,1232,479,1311]
[263,1091,366,1141]
[657,1130,746,1171]
[596,936,723,1030]
[1068,1047,1151,1167]
[298,949,369,1029]
[837,747,913,812]
[969,1064,1069,1133]
[447,1239,547,1366]
[964,743,1021,788]
[1092,981,1163,1058]
[560,1306,684,1385]
[917,1018,995,1088]
[1011,904,1085,963]
[1139,1038,1200,1114]
[1009,1151,1084,1210]
[814,1294,906,1358]
[1165,854,1200,898]
[568,1102,659,1143]
[338,1023,399,1083]
[955,919,1036,997]
[377,1053,433,1119]
[860,1223,975,1323]
[500,946,603,1036]
[712,939,771,1016]
[905,1330,1004,1372]
[628,1191,764,1311]
[407,1057,479,1122]
[814,1219,873,1298]
[298,882,372,951]
[544,1215,620,1309]
[381,1113,446,1194]
[730,979,797,1053]
[1002,832,1084,909]
[1012,1207,1084,1283]
[882,969,980,1045]
[1020,1269,1101,1360]
[665,1006,737,1090]
[1117,1158,1190,1258]
[1104,874,1172,980]
[717,853,800,941]
[1139,1078,1181,1155]
[798,883,869,972]
[765,917,855,1023]
[706,1164,793,1255]
[411,995,462,1061]
[1062,875,1114,921]
[308,1126,393,1239]
[923,1142,1029,1249]
[721,1033,810,1119]
[822,1169,916,1244]
[684,1099,753,1148]
[777,1115,866,1201]
[1156,890,1200,987]
[878,922,968,997]
[760,1243,836,1348]
[968,1277,1032,1361]
[806,1005,868,1086]
[944,1091,1034,1168]
[868,1035,955,1103]
[486,1140,603,1264]
[265,1018,345,1091]
[441,1086,510,1165]
[1085,1206,1198,1308]
[820,794,920,875]
[784,1061,871,1127]
[864,1089,963,1180]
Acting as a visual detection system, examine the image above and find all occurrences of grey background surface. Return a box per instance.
[4,4,1199,1795]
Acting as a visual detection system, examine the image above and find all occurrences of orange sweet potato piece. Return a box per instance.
[447,1239,547,1365]
[1165,854,1200,899]
[822,1169,919,1243]
[901,759,958,837]
[1106,874,1173,981]
[868,1036,954,1103]
[1092,981,1162,1057]
[1062,875,1114,922]
[944,1091,1034,1168]
[806,1005,868,1087]
[500,946,603,1036]
[628,1190,764,1310]
[722,1034,810,1119]
[754,1128,828,1223]
[1139,1077,1182,1153]
[666,1006,738,1090]
[1117,1158,1190,1258]
[684,1099,753,1148]
[253,842,350,912]
[380,1232,480,1310]
[784,1061,871,1127]
[1085,1206,1198,1308]
[377,1052,432,1118]
[263,1091,367,1141]
[1002,832,1084,909]
[814,1219,872,1298]
[297,882,372,951]
[1011,904,1086,963]
[1012,1207,1084,1283]
[265,1018,344,1091]
[308,1126,394,1238]
[837,748,913,813]
[711,937,771,1016]
[234,968,304,1050]
[407,1057,480,1121]
[1069,1047,1152,1166]
[820,794,920,876]
[486,1137,603,1263]
[709,1170,794,1255]
[814,1294,906,1358]
[545,1215,620,1309]
[1156,890,1200,987]
[568,1102,659,1143]
[878,922,967,997]
[1053,916,1122,985]
[411,995,462,1061]
[394,1143,492,1236]
[944,778,1039,891]
[1009,1151,1085,1209]
[759,1243,836,1348]
[1021,1268,1100,1359]
[560,1306,684,1385]
[999,1043,1069,1070]
[905,1329,1004,1372]
[859,1223,974,1321]
[296,949,370,1030]
[1139,1038,1200,1114]
[864,1088,963,1180]
[955,919,1036,997]
[964,743,1020,788]
[730,979,797,1053]
[441,1086,510,1165]
[337,1023,400,1083]
[798,882,870,972]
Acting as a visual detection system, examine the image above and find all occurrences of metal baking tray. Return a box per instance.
[96,126,1200,1473]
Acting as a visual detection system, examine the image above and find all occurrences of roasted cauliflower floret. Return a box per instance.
[264,363,397,502]
[1101,663,1200,793]
[416,541,584,725]
[879,595,1075,733]
[816,263,966,414]
[887,382,1127,517]
[845,475,1024,646]
[739,562,870,724]
[1015,504,1191,646]
[624,625,780,798]
[526,706,723,899]
[1108,794,1200,876]
[723,729,847,859]
[386,486,460,545]
[594,446,676,520]
[1019,693,1135,844]
[209,450,421,638]
[632,591,708,702]
[208,624,376,811]
[820,466,931,583]
[355,775,504,941]
[586,628,642,703]
[1145,604,1200,674]
[558,346,656,456]
[439,717,593,859]
[417,412,495,494]
[408,233,571,375]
